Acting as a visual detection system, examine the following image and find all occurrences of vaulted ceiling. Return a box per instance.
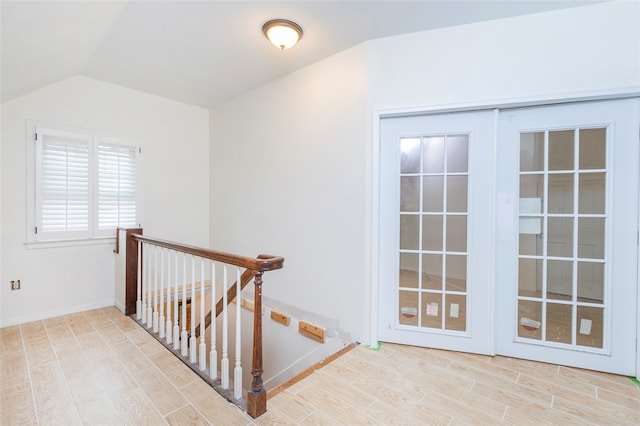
[1,1,604,108]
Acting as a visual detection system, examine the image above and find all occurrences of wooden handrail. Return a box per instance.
[131,234,284,272]
[121,229,281,418]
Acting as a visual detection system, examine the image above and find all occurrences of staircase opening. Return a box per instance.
[115,228,354,418]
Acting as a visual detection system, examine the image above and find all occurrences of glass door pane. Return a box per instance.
[517,127,607,350]
[398,135,469,333]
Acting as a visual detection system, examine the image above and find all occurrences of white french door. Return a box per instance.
[495,99,639,375]
[378,110,494,355]
[377,98,639,375]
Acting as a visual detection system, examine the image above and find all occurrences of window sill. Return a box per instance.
[25,237,116,250]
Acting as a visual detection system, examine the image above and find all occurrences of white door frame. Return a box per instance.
[369,88,640,377]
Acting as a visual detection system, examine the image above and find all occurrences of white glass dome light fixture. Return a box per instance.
[262,19,303,50]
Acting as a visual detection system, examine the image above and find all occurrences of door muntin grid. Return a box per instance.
[398,134,469,333]
[517,127,608,351]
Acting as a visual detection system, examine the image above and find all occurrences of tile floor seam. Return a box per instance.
[115,348,181,422]
[598,384,640,403]
[99,312,171,425]
[381,397,432,426]
[424,387,503,424]
[161,401,195,420]
[260,401,300,426]
[131,364,191,417]
[55,313,108,426]
[87,316,119,362]
[20,323,41,426]
[552,395,626,426]
[295,408,318,425]
[519,370,602,401]
[36,342,82,424]
[561,369,639,396]
[500,403,509,422]
[137,319,254,425]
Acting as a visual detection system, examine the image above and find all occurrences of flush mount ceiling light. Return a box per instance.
[262,19,303,50]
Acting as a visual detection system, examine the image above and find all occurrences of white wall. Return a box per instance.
[367,1,639,109]
[210,1,639,344]
[210,46,370,341]
[1,76,210,326]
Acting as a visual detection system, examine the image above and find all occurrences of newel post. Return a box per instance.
[124,228,143,316]
[247,271,266,418]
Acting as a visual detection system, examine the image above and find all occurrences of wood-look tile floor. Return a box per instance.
[1,307,639,425]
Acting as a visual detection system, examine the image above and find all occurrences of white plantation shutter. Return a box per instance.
[32,124,140,242]
[36,128,91,239]
[97,142,138,234]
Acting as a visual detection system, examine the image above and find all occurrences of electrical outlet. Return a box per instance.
[11,280,21,290]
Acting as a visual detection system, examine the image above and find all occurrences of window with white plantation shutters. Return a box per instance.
[31,124,141,242]
[36,128,92,240]
[96,142,137,236]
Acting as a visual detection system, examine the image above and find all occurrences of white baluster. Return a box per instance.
[234,266,242,400]
[153,245,159,333]
[136,239,142,320]
[165,249,172,344]
[146,244,153,328]
[173,251,180,351]
[181,253,188,356]
[159,247,165,338]
[189,256,197,363]
[209,262,217,380]
[221,265,229,389]
[141,243,147,324]
[199,258,206,370]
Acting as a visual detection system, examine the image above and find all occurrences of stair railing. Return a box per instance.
[121,228,284,418]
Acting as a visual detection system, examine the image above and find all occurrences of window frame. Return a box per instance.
[26,121,143,245]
